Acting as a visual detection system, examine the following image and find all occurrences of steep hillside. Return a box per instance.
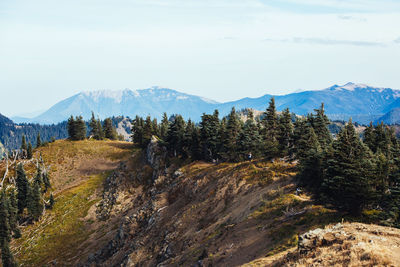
[5,138,400,266]
[6,140,134,266]
[3,139,339,266]
[76,140,344,266]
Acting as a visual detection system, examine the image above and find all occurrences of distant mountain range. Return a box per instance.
[11,83,400,125]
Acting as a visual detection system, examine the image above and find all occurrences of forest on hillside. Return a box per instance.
[0,115,130,152]
[127,98,400,228]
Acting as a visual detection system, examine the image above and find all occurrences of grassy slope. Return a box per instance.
[2,140,346,266]
[8,140,134,266]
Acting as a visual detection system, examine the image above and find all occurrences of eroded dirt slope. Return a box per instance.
[81,148,340,266]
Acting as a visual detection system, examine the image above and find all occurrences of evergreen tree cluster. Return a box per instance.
[297,113,400,225]
[131,98,296,161]
[67,116,87,141]
[0,160,53,266]
[130,99,400,224]
[0,118,67,152]
[0,190,18,267]
[15,163,52,221]
[18,133,52,160]
[68,112,119,141]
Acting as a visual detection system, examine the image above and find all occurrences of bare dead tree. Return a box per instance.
[0,154,9,187]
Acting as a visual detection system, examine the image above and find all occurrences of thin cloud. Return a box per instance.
[338,15,367,22]
[394,37,400,43]
[269,0,400,13]
[264,37,385,47]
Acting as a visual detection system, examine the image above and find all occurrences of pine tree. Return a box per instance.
[200,110,220,161]
[0,192,16,267]
[34,165,43,186]
[322,119,374,214]
[42,172,51,193]
[277,108,293,157]
[97,119,104,140]
[75,116,87,140]
[191,127,202,160]
[16,163,30,214]
[262,97,279,158]
[21,134,27,155]
[238,111,262,160]
[7,189,20,239]
[49,193,55,209]
[132,116,144,146]
[291,117,307,157]
[152,118,159,137]
[387,143,400,226]
[374,151,390,203]
[103,118,117,140]
[166,115,186,157]
[223,107,241,161]
[311,103,332,149]
[1,240,17,267]
[183,119,195,158]
[27,142,33,159]
[217,117,228,158]
[67,116,76,140]
[363,122,376,152]
[141,116,153,147]
[0,191,10,245]
[89,112,99,139]
[36,132,42,148]
[160,112,169,140]
[27,181,43,221]
[297,127,324,191]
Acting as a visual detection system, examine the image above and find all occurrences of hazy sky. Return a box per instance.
[1,0,400,117]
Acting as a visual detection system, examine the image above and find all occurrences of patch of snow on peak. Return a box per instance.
[83,90,126,103]
[340,82,369,91]
[200,97,219,104]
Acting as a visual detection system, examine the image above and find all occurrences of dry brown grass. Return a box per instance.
[244,222,400,267]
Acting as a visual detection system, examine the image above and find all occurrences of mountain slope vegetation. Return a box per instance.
[4,139,340,266]
[2,97,400,266]
[5,140,134,266]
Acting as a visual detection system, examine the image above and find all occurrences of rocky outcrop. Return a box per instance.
[146,136,167,182]
[96,162,128,220]
[298,223,346,254]
[268,222,400,266]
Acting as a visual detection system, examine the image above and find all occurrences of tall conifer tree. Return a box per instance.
[323,119,374,214]
[262,97,279,158]
[278,108,293,156]
[36,132,42,148]
[16,163,30,214]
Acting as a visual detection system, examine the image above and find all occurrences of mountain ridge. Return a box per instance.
[12,83,400,125]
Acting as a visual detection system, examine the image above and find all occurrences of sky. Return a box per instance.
[1,0,400,117]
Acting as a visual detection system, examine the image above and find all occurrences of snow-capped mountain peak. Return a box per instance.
[82,89,131,103]
[13,83,400,125]
[341,82,368,91]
